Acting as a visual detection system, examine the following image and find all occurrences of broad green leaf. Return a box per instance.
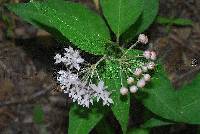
[141,118,174,128]
[98,49,144,133]
[100,59,130,133]
[121,0,159,42]
[100,0,143,38]
[101,50,142,133]
[142,65,200,124]
[68,105,104,134]
[7,0,110,55]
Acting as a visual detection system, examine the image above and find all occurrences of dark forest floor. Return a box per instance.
[0,0,200,134]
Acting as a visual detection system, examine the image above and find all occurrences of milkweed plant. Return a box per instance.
[7,0,200,134]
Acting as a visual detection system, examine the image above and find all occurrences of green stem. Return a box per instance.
[121,41,139,58]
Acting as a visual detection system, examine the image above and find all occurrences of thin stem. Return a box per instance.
[94,55,106,68]
[128,68,134,74]
[120,66,123,87]
[81,55,107,83]
[121,41,139,58]
[95,70,100,81]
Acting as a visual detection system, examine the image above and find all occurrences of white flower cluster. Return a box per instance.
[120,35,157,95]
[54,47,84,70]
[54,47,113,108]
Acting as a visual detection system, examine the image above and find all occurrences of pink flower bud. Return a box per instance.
[137,79,146,88]
[150,51,157,60]
[130,85,138,93]
[134,68,142,76]
[138,34,148,44]
[120,87,128,95]
[127,77,134,84]
[143,50,151,59]
[143,74,151,81]
[147,62,155,70]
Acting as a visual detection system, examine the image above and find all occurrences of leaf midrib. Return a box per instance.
[117,0,122,38]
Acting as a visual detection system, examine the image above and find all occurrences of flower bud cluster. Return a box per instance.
[120,34,157,95]
[120,66,154,95]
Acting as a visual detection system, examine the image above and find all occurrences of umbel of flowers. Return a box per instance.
[119,34,157,95]
[54,34,157,107]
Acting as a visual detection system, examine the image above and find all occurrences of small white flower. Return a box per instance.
[143,50,151,59]
[138,34,148,44]
[147,62,156,70]
[150,51,157,60]
[63,47,84,70]
[130,85,138,93]
[127,77,134,84]
[134,68,142,76]
[120,87,128,95]
[90,80,113,106]
[55,47,84,70]
[142,66,148,72]
[57,70,80,91]
[54,54,63,64]
[137,79,146,88]
[143,74,151,82]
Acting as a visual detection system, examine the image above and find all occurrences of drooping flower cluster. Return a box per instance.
[120,34,157,95]
[54,47,113,108]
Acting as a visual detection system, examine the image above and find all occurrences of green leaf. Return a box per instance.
[121,0,159,42]
[173,18,193,26]
[156,16,173,25]
[141,118,174,128]
[100,59,130,133]
[127,128,149,134]
[98,49,144,133]
[100,0,143,38]
[68,105,105,134]
[95,117,115,134]
[33,104,44,124]
[156,16,193,26]
[7,0,110,55]
[142,64,200,124]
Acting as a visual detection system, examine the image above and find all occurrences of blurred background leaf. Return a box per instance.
[141,118,174,128]
[127,128,149,134]
[156,16,193,26]
[33,104,44,124]
[95,117,115,134]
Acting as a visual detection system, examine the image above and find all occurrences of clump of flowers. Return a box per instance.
[54,34,157,106]
[119,34,157,95]
[54,47,113,108]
